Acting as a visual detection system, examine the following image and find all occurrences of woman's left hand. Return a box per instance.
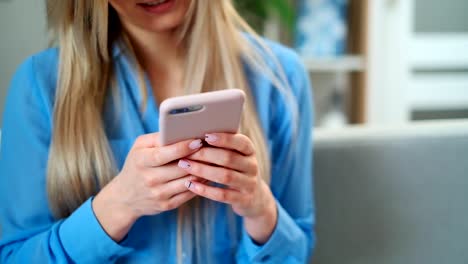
[178,132,277,244]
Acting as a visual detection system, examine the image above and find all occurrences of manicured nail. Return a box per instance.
[185,180,193,189]
[189,139,202,150]
[205,134,218,143]
[178,159,191,169]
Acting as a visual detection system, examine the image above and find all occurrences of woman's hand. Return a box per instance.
[92,133,203,242]
[180,133,278,244]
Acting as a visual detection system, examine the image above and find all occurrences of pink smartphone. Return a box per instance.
[159,89,245,146]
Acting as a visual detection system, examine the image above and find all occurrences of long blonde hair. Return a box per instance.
[46,0,294,262]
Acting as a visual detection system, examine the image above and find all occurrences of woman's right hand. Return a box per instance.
[92,132,203,242]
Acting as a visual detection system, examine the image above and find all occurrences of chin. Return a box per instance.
[144,16,185,33]
[110,0,191,34]
[138,0,188,32]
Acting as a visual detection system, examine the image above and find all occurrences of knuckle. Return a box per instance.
[197,148,207,159]
[240,136,255,154]
[219,170,232,184]
[159,201,170,211]
[174,143,187,155]
[252,163,259,174]
[152,149,163,165]
[196,184,205,194]
[152,190,164,201]
[222,152,234,165]
[192,163,203,176]
[251,176,259,187]
[215,190,227,202]
[248,160,258,174]
[243,142,253,155]
[239,134,249,142]
[252,162,259,176]
[165,200,175,210]
[250,146,256,155]
[144,174,157,187]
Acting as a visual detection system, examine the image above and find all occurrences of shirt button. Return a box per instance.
[260,255,271,262]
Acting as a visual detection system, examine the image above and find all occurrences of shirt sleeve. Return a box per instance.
[236,51,316,263]
[0,56,133,263]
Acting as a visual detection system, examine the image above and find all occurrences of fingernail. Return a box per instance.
[205,134,218,143]
[178,159,191,169]
[189,139,202,150]
[185,180,193,189]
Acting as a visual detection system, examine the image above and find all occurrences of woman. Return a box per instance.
[0,0,315,263]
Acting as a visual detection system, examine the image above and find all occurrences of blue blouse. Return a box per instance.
[0,39,315,263]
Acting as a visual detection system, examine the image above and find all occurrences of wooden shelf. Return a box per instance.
[303,56,365,72]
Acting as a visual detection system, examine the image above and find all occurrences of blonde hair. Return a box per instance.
[46,0,294,262]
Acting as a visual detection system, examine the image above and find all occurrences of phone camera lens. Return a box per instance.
[169,107,193,115]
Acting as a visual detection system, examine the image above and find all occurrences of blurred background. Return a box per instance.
[236,0,468,128]
[0,0,468,127]
[1,0,468,127]
[1,1,467,264]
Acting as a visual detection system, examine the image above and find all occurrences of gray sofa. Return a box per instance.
[312,120,468,264]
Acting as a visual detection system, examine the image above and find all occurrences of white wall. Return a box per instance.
[0,0,48,125]
[366,0,412,124]
[366,0,468,124]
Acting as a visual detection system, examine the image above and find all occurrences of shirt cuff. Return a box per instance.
[240,200,303,263]
[59,197,134,263]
